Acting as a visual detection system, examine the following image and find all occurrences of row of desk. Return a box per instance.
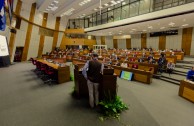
[72,58,153,84]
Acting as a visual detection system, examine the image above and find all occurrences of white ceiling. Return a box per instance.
[21,0,194,36]
[87,12,194,36]
[36,0,113,18]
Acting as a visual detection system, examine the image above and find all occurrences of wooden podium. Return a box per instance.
[74,64,117,100]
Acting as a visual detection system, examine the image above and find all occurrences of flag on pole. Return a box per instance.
[7,0,14,24]
[0,0,6,31]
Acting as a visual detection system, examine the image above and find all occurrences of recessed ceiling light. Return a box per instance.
[132,29,136,30]
[142,30,147,32]
[169,22,175,26]
[94,8,98,11]
[148,26,153,29]
[122,2,126,5]
[104,3,109,6]
[182,24,189,27]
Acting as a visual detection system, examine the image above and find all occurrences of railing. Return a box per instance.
[67,0,194,29]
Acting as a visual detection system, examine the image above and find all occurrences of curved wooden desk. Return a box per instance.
[37,59,70,84]
[179,80,194,103]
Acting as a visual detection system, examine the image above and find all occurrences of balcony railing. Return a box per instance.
[67,0,194,29]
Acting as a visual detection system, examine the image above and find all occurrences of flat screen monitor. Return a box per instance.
[120,71,133,81]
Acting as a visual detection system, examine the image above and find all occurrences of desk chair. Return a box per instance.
[43,65,57,85]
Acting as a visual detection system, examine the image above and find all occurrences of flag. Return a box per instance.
[7,0,13,24]
[0,0,6,31]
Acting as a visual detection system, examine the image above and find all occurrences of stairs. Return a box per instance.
[153,59,193,85]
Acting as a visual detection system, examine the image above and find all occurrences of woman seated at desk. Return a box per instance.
[114,60,120,66]
[121,62,128,68]
[187,67,194,81]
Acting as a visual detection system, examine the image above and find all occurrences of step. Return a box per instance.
[173,69,187,74]
[172,72,187,76]
[161,75,181,82]
[159,77,180,85]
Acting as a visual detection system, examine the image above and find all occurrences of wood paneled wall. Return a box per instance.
[21,3,36,61]
[113,39,118,49]
[182,27,193,55]
[52,17,61,51]
[101,36,105,45]
[37,13,48,58]
[159,35,166,50]
[9,0,22,60]
[141,33,147,49]
[126,38,131,49]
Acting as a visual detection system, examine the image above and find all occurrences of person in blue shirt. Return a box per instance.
[186,67,194,81]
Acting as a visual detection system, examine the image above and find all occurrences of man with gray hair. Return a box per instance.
[82,53,104,108]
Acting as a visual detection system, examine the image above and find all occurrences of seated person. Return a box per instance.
[148,58,156,64]
[166,61,175,75]
[138,57,144,63]
[132,64,138,69]
[130,58,135,62]
[147,54,154,61]
[186,67,194,81]
[121,62,128,68]
[114,60,120,66]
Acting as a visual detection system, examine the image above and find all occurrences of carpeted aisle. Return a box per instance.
[0,62,194,126]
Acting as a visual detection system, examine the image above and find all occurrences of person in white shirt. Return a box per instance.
[167,61,175,76]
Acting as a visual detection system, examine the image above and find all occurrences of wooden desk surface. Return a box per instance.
[37,59,66,69]
[179,80,194,103]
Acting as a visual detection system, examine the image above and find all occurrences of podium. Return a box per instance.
[74,64,117,100]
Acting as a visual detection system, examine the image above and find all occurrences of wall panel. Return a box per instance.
[147,35,159,50]
[117,39,126,49]
[96,36,101,45]
[166,29,182,50]
[20,2,31,20]
[190,27,194,55]
[43,36,53,54]
[105,36,113,49]
[131,34,141,48]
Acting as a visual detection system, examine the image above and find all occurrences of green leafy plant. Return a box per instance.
[70,74,74,81]
[99,96,128,121]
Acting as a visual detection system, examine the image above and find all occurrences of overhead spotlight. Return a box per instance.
[104,3,109,6]
[182,24,189,27]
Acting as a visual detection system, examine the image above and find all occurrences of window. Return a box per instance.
[114,7,121,21]
[129,1,139,17]
[121,5,129,19]
[139,0,151,14]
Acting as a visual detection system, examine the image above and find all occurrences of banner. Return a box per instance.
[7,0,14,24]
[0,0,6,31]
[0,35,9,56]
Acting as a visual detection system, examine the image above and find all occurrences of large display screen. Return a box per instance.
[0,35,9,57]
[120,71,133,81]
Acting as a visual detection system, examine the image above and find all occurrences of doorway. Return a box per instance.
[14,47,24,62]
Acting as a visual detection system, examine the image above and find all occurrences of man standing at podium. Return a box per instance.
[82,53,103,108]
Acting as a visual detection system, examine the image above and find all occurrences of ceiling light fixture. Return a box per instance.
[182,24,189,27]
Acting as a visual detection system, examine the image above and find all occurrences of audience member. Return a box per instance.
[166,61,175,76]
[186,67,194,81]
